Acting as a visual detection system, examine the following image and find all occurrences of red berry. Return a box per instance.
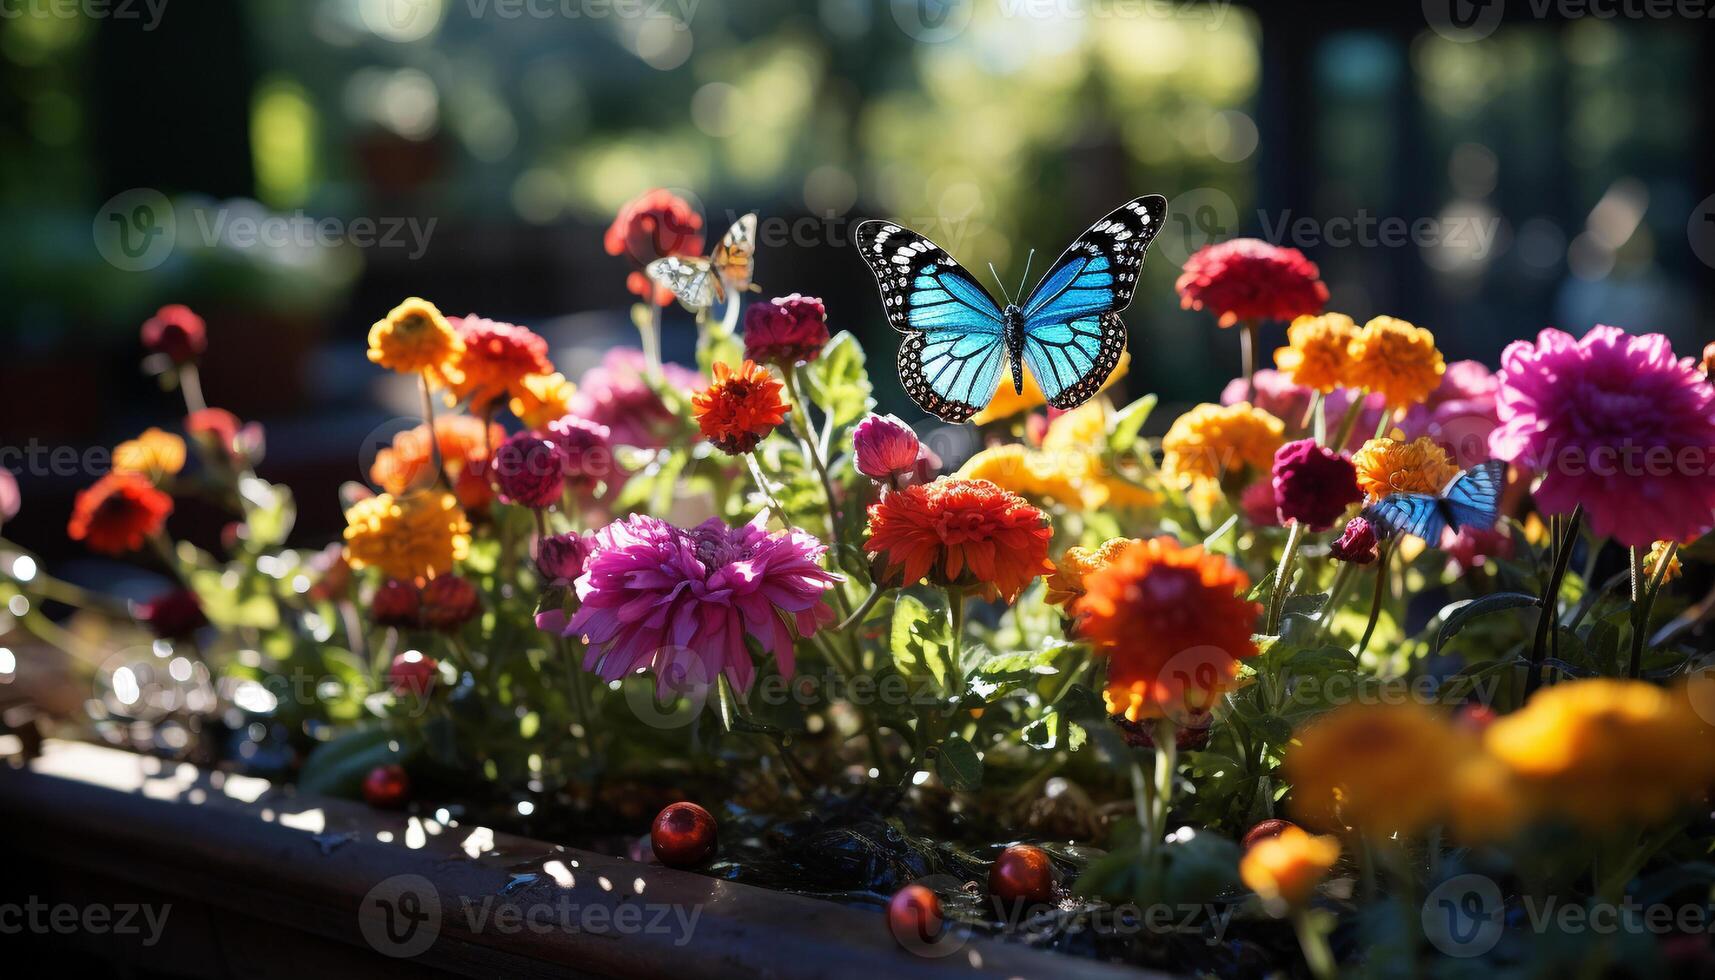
[988,844,1055,905]
[650,802,717,867]
[886,884,943,946]
[1241,818,1297,851]
[363,764,410,809]
[387,651,440,698]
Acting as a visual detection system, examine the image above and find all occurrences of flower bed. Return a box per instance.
[7,196,1715,976]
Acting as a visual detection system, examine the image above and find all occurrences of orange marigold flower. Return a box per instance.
[368,297,464,384]
[1273,312,1357,393]
[1043,537,1139,608]
[68,472,173,555]
[342,490,472,583]
[1351,436,1458,502]
[509,371,577,431]
[971,350,1131,425]
[112,427,187,481]
[1346,315,1445,410]
[370,416,504,496]
[1161,402,1285,486]
[1644,540,1683,583]
[446,315,553,414]
[691,360,788,455]
[1073,537,1261,721]
[1240,825,1341,910]
[864,478,1053,603]
[1283,701,1475,836]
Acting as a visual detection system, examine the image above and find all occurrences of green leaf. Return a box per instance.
[804,331,874,428]
[1434,592,1540,655]
[297,726,410,797]
[239,478,296,550]
[1107,393,1157,455]
[890,593,952,693]
[933,732,982,790]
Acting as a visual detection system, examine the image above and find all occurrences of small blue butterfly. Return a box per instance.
[1362,460,1506,544]
[855,196,1166,423]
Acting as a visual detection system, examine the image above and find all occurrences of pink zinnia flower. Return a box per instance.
[568,349,701,450]
[743,294,829,366]
[548,415,618,492]
[1397,360,1499,470]
[1442,525,1514,574]
[1176,239,1329,327]
[1220,371,1384,451]
[1489,325,1715,547]
[1272,439,1359,531]
[553,515,841,694]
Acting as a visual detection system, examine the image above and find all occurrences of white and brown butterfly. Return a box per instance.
[645,212,760,314]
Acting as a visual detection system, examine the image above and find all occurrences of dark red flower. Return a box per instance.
[604,189,705,306]
[141,304,207,364]
[387,651,440,697]
[136,589,207,639]
[420,574,480,631]
[1272,439,1359,530]
[743,294,829,366]
[67,472,172,555]
[1330,516,1379,564]
[490,431,564,509]
[1175,239,1329,328]
[371,579,421,628]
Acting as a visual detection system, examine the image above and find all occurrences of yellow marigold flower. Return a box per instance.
[342,490,472,583]
[1486,679,1715,831]
[1644,540,1683,583]
[1351,436,1458,502]
[1161,402,1284,487]
[509,372,577,430]
[112,427,186,481]
[1346,316,1444,410]
[1284,701,1476,836]
[1041,400,1108,452]
[1447,755,1527,843]
[367,298,464,384]
[1240,825,1340,910]
[1043,537,1139,608]
[971,350,1130,425]
[1083,472,1163,511]
[1273,312,1357,393]
[957,443,1085,506]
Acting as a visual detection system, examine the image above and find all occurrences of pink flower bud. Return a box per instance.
[853,414,921,484]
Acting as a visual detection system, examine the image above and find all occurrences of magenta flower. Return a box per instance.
[1397,360,1499,469]
[1272,439,1360,530]
[552,514,841,694]
[1330,517,1379,564]
[853,414,922,483]
[1489,325,1715,547]
[548,415,618,492]
[491,431,563,509]
[1221,370,1385,451]
[1239,478,1279,527]
[568,349,701,450]
[743,294,829,366]
[536,531,594,584]
[1442,525,1514,574]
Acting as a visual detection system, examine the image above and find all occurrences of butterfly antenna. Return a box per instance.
[987,262,1014,305]
[1016,248,1035,301]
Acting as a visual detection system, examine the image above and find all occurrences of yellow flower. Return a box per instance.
[1644,540,1683,583]
[957,443,1085,506]
[970,350,1130,425]
[1273,312,1357,393]
[1083,473,1163,511]
[1043,537,1139,608]
[509,372,576,430]
[1284,702,1476,836]
[1447,755,1527,843]
[1240,825,1341,910]
[1161,402,1284,487]
[1345,316,1444,410]
[342,490,472,582]
[1485,679,1715,831]
[1351,436,1458,502]
[367,298,464,384]
[112,427,186,481]
[1041,400,1108,452]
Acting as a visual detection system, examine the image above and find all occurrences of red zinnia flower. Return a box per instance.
[68,472,173,555]
[371,579,421,628]
[1271,439,1360,530]
[141,304,207,364]
[420,574,480,631]
[743,294,829,366]
[691,360,789,455]
[186,408,241,452]
[1074,536,1261,722]
[447,315,553,414]
[136,588,208,638]
[863,478,1054,603]
[604,189,705,306]
[1175,239,1329,328]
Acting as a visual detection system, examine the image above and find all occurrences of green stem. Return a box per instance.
[744,452,788,522]
[946,587,966,699]
[1267,520,1307,634]
[1357,541,1392,657]
[1316,561,1356,641]
[1629,541,1677,678]
[1527,505,1582,695]
[1240,319,1260,403]
[639,302,663,378]
[418,372,449,489]
[1292,908,1337,980]
[834,582,884,632]
[783,366,845,548]
[1330,394,1365,451]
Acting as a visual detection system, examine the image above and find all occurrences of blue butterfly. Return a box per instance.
[1362,460,1506,545]
[855,196,1166,423]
